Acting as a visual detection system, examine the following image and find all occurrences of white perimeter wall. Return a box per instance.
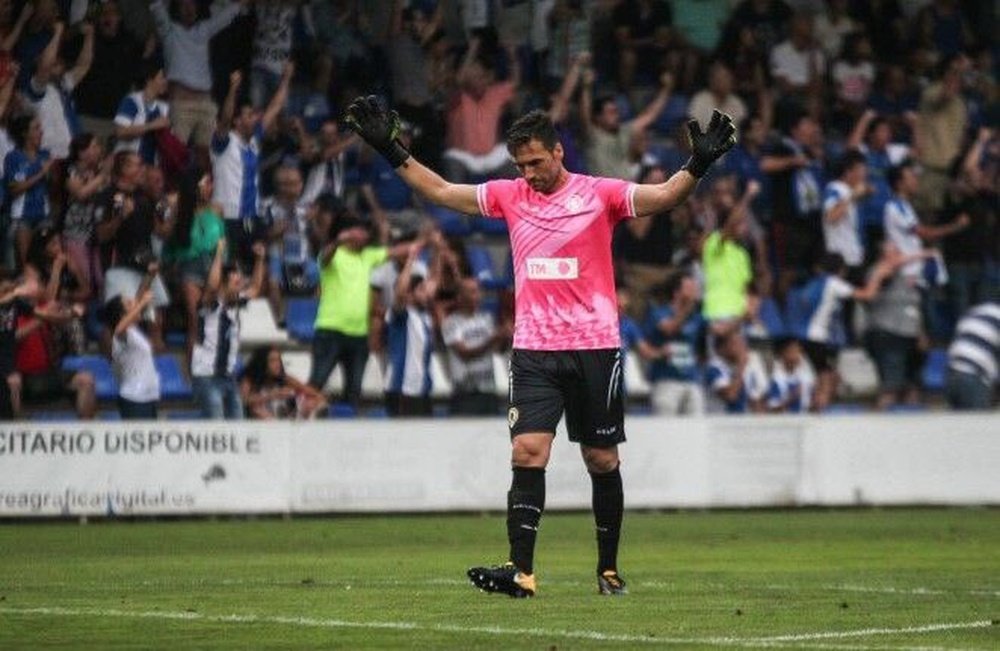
[1,414,997,517]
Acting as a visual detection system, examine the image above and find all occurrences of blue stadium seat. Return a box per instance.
[155,355,192,400]
[286,297,319,342]
[61,355,118,401]
[823,403,865,415]
[921,348,948,392]
[426,204,472,237]
[887,403,929,414]
[166,409,204,420]
[329,402,358,418]
[165,331,187,349]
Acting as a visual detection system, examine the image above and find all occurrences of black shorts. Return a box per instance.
[802,340,838,374]
[22,370,76,403]
[507,348,625,448]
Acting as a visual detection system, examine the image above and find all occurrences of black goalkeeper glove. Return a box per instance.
[344,95,411,168]
[682,109,737,178]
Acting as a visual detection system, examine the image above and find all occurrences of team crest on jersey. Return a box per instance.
[508,407,519,429]
[566,194,584,212]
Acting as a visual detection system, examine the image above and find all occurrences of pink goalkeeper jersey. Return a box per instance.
[477,173,637,350]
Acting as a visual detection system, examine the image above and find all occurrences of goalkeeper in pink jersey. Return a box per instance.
[346,96,735,598]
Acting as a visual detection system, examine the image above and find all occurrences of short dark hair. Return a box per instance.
[821,252,846,275]
[9,114,34,149]
[837,150,867,178]
[887,159,915,191]
[592,95,616,119]
[505,110,559,154]
[773,336,799,355]
[102,295,127,331]
[138,60,163,88]
[112,150,138,178]
[663,270,690,301]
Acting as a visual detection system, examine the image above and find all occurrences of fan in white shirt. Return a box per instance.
[104,263,161,420]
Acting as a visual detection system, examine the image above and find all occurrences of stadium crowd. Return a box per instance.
[0,0,995,421]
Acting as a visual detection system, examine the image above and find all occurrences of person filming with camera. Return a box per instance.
[96,151,173,351]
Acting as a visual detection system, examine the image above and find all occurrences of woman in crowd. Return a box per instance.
[103,266,160,420]
[62,133,109,296]
[161,168,224,352]
[240,346,327,420]
[24,225,88,354]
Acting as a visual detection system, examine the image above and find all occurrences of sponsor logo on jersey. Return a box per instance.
[526,257,578,280]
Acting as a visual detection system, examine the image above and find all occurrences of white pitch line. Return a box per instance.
[0,606,992,650]
[12,577,999,598]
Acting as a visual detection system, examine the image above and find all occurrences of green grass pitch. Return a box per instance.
[0,509,997,649]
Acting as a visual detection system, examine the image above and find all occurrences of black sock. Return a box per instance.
[507,466,545,575]
[591,464,623,574]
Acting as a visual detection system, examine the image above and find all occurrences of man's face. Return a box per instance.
[28,119,43,148]
[235,106,259,138]
[596,101,620,131]
[150,71,169,97]
[276,168,303,201]
[119,154,142,185]
[98,2,122,35]
[177,0,198,26]
[320,122,339,147]
[679,277,700,302]
[900,167,920,195]
[458,278,481,309]
[145,166,165,196]
[844,162,867,187]
[869,122,891,149]
[781,342,802,369]
[709,64,733,96]
[792,117,820,147]
[511,139,564,194]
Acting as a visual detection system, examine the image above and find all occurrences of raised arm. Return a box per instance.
[202,238,227,305]
[847,109,877,151]
[261,62,294,134]
[114,289,154,338]
[630,71,673,134]
[216,70,242,139]
[345,96,480,215]
[2,2,33,51]
[392,243,421,311]
[550,52,588,125]
[632,110,736,218]
[244,242,267,299]
[148,0,172,38]
[201,0,246,39]
[68,22,95,85]
[34,21,65,84]
[0,62,19,120]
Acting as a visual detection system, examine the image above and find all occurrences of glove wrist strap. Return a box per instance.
[382,140,411,168]
[682,155,710,179]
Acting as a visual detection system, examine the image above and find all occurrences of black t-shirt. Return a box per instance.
[613,215,674,266]
[942,193,997,264]
[767,139,823,225]
[73,32,142,118]
[97,187,155,271]
[612,0,673,43]
[0,298,30,376]
[723,0,793,54]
